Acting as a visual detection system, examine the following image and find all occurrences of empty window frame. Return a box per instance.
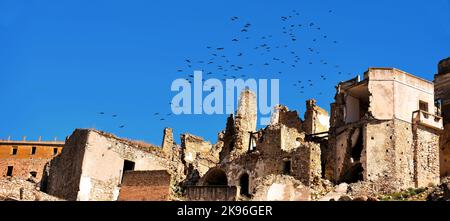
[11,147,18,156]
[6,166,13,177]
[283,160,292,175]
[419,100,429,112]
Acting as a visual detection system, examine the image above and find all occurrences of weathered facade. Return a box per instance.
[4,59,449,201]
[46,129,185,201]
[192,91,328,200]
[435,57,450,177]
[0,139,63,184]
[328,68,442,191]
[118,170,171,201]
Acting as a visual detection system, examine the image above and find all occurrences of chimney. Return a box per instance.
[38,136,42,142]
[22,136,27,141]
[7,136,11,141]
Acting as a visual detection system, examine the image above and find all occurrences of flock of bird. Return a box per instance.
[97,112,126,128]
[100,9,348,128]
[175,9,349,100]
[97,110,172,129]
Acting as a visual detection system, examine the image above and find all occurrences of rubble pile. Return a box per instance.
[0,177,62,201]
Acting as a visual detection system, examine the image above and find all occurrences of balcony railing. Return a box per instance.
[412,110,444,130]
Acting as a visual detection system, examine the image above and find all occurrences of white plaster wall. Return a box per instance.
[369,80,394,120]
[393,80,435,123]
[367,69,435,123]
[76,131,170,201]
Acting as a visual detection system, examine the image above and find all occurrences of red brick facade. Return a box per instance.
[118,170,171,201]
[0,140,64,182]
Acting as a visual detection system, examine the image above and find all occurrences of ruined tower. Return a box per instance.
[162,128,174,154]
[233,89,257,155]
[434,57,450,177]
[435,57,450,124]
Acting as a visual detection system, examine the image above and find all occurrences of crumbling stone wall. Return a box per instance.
[48,129,185,201]
[271,105,303,133]
[181,134,220,177]
[330,123,366,184]
[413,125,440,188]
[440,124,450,177]
[218,115,236,161]
[252,175,311,201]
[233,89,257,155]
[162,128,175,154]
[304,99,330,135]
[46,129,89,201]
[330,119,440,192]
[329,68,442,192]
[0,177,62,201]
[206,105,322,197]
[435,57,450,124]
[434,58,450,178]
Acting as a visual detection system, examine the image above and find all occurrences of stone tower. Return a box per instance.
[162,128,174,154]
[435,57,450,124]
[435,57,450,177]
[233,89,257,155]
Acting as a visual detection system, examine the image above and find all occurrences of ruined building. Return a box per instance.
[328,68,442,191]
[0,138,63,184]
[4,58,448,201]
[186,90,328,201]
[45,129,185,201]
[435,57,450,177]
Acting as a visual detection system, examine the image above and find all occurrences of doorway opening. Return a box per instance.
[240,173,250,197]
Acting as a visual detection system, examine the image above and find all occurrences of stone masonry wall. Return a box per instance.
[48,129,185,201]
[413,125,440,187]
[47,129,89,200]
[0,177,62,201]
[440,124,450,177]
[234,89,257,155]
[181,134,219,177]
[331,119,440,192]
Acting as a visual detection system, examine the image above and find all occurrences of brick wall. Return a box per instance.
[0,141,63,183]
[118,170,171,201]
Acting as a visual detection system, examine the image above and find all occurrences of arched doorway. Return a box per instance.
[203,168,228,186]
[239,173,250,196]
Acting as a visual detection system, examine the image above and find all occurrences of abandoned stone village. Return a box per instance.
[1,58,450,201]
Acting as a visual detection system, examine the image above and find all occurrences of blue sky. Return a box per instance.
[1,0,449,145]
